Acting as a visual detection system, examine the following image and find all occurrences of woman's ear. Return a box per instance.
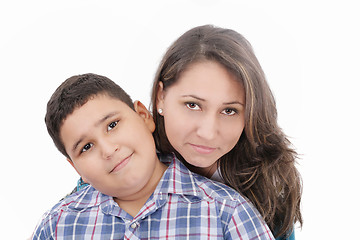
[66,158,88,183]
[134,100,155,132]
[156,81,165,112]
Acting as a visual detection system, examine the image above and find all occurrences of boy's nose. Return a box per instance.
[196,115,218,140]
[99,139,119,159]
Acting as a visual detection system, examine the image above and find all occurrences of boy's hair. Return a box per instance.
[45,73,134,159]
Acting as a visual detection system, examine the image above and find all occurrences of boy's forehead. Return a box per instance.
[61,95,131,132]
[73,95,131,117]
[60,95,135,152]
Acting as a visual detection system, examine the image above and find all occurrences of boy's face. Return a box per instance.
[60,94,158,199]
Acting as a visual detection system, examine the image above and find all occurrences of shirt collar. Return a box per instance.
[65,185,114,211]
[65,153,205,212]
[153,153,203,198]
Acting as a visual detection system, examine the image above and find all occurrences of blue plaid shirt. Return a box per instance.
[32,154,274,239]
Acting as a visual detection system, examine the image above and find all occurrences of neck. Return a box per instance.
[114,160,167,217]
[186,162,218,179]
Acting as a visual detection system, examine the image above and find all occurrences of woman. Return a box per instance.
[151,25,302,239]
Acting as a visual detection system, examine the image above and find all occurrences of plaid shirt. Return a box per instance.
[32,154,274,239]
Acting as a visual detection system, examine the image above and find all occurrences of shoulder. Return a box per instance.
[185,167,275,239]
[158,153,259,214]
[192,171,245,203]
[161,153,248,204]
[158,154,274,239]
[32,197,69,239]
[32,186,103,238]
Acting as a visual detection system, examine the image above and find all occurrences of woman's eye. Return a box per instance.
[222,108,237,116]
[186,102,201,110]
[81,143,93,153]
[107,121,118,131]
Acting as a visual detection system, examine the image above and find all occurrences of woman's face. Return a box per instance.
[157,60,246,177]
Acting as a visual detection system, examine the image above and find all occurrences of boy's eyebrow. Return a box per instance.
[181,95,244,106]
[94,111,119,127]
[71,111,120,153]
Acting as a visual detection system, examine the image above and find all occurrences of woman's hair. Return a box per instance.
[150,25,302,237]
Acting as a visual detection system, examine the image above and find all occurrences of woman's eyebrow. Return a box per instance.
[182,95,244,106]
[223,101,245,106]
[181,95,205,101]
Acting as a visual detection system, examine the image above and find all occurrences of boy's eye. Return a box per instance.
[186,102,201,110]
[107,121,118,131]
[81,143,93,153]
[221,108,237,116]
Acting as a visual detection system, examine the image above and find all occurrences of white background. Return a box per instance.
[1,0,359,239]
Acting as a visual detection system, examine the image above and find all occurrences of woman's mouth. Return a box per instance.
[190,144,216,154]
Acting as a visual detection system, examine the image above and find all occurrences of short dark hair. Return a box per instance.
[45,73,134,159]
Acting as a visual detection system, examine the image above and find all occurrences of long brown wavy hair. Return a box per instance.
[150,25,302,238]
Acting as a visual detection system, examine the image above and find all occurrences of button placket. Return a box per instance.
[130,221,139,229]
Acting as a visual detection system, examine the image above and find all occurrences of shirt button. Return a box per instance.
[130,222,138,229]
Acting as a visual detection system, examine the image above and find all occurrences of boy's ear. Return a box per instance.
[66,158,88,183]
[156,81,165,112]
[134,100,155,133]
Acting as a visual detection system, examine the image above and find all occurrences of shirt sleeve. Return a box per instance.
[32,225,47,240]
[223,201,275,240]
[31,210,56,240]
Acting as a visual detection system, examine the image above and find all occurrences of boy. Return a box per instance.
[32,73,274,239]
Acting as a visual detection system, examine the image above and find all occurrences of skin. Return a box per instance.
[61,95,167,217]
[157,60,246,178]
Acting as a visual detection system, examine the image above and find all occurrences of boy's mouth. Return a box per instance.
[110,153,133,173]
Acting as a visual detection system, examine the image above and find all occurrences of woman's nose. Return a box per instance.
[196,114,218,140]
